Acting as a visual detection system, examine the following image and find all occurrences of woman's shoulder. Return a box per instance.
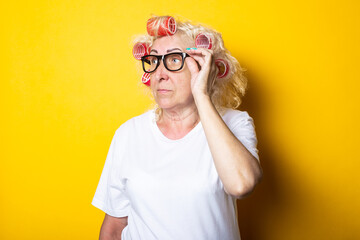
[222,108,252,122]
[114,110,153,135]
[221,108,256,131]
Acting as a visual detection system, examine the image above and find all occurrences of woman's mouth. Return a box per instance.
[157,89,172,93]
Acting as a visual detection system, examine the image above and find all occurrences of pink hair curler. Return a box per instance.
[133,42,149,60]
[147,16,177,36]
[215,59,230,79]
[195,33,213,49]
[141,72,151,86]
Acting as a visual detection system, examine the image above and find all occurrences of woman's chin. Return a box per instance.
[155,97,175,108]
[157,102,175,110]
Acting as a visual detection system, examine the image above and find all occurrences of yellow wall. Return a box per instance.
[1,1,359,239]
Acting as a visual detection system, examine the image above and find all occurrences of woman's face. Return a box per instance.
[149,33,195,112]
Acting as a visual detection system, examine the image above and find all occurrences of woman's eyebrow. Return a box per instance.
[149,48,182,54]
[167,48,182,53]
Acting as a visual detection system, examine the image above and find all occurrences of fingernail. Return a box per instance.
[192,47,197,50]
[186,48,191,50]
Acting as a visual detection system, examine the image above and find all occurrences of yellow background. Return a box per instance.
[1,0,359,239]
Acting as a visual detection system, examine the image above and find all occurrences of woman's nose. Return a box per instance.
[154,61,169,81]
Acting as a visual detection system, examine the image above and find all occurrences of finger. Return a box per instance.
[188,53,213,73]
[186,47,213,56]
[186,48,213,65]
[189,54,206,66]
[185,57,200,76]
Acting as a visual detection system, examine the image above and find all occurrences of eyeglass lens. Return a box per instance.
[142,53,185,73]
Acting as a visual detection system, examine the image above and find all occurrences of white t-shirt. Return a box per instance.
[92,109,259,240]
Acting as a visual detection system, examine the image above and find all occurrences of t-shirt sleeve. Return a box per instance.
[227,110,260,161]
[91,129,130,217]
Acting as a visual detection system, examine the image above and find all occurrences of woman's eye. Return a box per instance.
[171,57,180,63]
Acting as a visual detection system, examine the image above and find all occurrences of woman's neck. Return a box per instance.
[157,105,200,140]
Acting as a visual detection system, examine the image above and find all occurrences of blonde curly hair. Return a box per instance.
[133,15,247,114]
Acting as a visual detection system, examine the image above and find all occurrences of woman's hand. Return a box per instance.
[185,48,217,98]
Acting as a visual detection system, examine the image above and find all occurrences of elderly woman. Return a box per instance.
[92,16,262,240]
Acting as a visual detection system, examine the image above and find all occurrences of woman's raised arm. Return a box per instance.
[186,48,263,199]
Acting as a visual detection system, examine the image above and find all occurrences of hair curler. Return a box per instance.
[141,72,151,86]
[215,59,230,79]
[195,33,213,49]
[147,16,177,36]
[133,42,149,60]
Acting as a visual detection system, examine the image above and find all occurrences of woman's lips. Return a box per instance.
[157,89,172,93]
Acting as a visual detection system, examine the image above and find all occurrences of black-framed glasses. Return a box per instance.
[141,52,190,73]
